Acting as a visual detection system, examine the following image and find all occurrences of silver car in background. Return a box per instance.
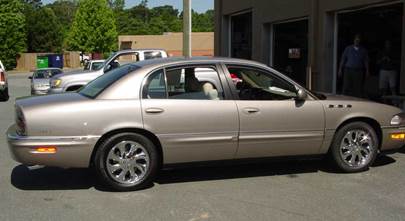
[29,68,63,95]
[49,49,168,93]
[0,60,8,101]
[7,57,405,191]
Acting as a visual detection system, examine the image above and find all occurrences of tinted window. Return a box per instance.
[144,51,162,60]
[227,66,297,100]
[143,69,166,99]
[79,64,139,98]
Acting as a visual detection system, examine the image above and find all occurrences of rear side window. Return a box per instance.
[144,51,163,60]
[143,69,166,99]
[143,66,224,100]
[79,64,139,98]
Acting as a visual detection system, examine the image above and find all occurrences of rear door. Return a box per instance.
[222,64,325,158]
[141,63,239,164]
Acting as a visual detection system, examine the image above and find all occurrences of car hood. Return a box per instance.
[321,93,368,102]
[16,92,89,109]
[52,69,97,79]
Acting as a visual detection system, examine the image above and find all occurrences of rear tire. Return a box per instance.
[330,122,378,173]
[0,88,9,101]
[94,133,160,191]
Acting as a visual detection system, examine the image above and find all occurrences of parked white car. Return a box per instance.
[0,60,9,101]
[50,49,168,93]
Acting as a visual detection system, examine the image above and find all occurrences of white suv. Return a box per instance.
[0,60,8,101]
[49,49,168,93]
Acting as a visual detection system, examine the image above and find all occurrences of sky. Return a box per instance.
[42,0,214,13]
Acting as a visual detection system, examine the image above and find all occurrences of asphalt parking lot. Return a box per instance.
[1,73,405,221]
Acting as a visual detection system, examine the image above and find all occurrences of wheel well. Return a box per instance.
[89,128,164,167]
[66,85,83,92]
[336,117,383,149]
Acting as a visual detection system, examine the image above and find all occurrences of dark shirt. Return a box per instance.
[341,45,368,69]
[379,50,396,71]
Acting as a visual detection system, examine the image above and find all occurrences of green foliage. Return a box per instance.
[0,0,26,69]
[26,7,63,53]
[116,4,212,35]
[46,0,78,41]
[67,0,118,53]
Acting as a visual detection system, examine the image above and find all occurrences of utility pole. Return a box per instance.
[183,0,192,57]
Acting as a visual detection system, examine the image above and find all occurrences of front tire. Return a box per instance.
[94,133,160,191]
[0,88,9,101]
[330,122,378,172]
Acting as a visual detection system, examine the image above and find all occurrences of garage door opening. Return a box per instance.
[336,3,403,99]
[230,12,252,59]
[273,19,308,86]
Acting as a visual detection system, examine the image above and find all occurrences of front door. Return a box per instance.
[224,65,325,158]
[141,65,239,164]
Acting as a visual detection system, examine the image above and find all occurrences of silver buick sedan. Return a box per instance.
[7,57,405,191]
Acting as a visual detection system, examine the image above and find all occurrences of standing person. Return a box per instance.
[378,40,398,96]
[338,34,370,97]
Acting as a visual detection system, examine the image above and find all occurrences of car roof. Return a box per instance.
[133,56,268,70]
[90,60,105,62]
[118,49,167,54]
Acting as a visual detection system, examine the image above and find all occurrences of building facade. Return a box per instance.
[215,0,405,96]
[119,32,214,57]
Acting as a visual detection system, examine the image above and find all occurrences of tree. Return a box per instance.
[67,0,118,53]
[0,0,26,69]
[47,1,78,33]
[108,0,125,12]
[26,7,63,52]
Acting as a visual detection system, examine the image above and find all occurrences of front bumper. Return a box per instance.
[47,87,64,94]
[6,124,100,168]
[31,89,49,95]
[381,127,405,151]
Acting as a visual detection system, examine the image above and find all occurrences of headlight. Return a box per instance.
[51,79,62,88]
[391,113,405,126]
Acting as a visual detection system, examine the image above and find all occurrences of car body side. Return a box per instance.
[7,58,405,168]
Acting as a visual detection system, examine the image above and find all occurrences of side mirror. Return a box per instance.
[296,88,307,101]
[28,76,32,80]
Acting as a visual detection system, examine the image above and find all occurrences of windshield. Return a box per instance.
[92,62,104,70]
[79,64,139,98]
[33,70,50,79]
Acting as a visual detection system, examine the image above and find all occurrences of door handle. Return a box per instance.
[145,108,164,114]
[243,107,260,114]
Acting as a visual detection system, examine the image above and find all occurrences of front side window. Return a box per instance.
[105,52,140,73]
[143,66,224,100]
[227,66,297,100]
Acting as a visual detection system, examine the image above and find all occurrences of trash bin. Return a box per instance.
[37,56,49,69]
[48,54,64,69]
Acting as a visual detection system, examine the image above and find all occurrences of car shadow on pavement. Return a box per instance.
[11,155,397,191]
[11,165,97,191]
